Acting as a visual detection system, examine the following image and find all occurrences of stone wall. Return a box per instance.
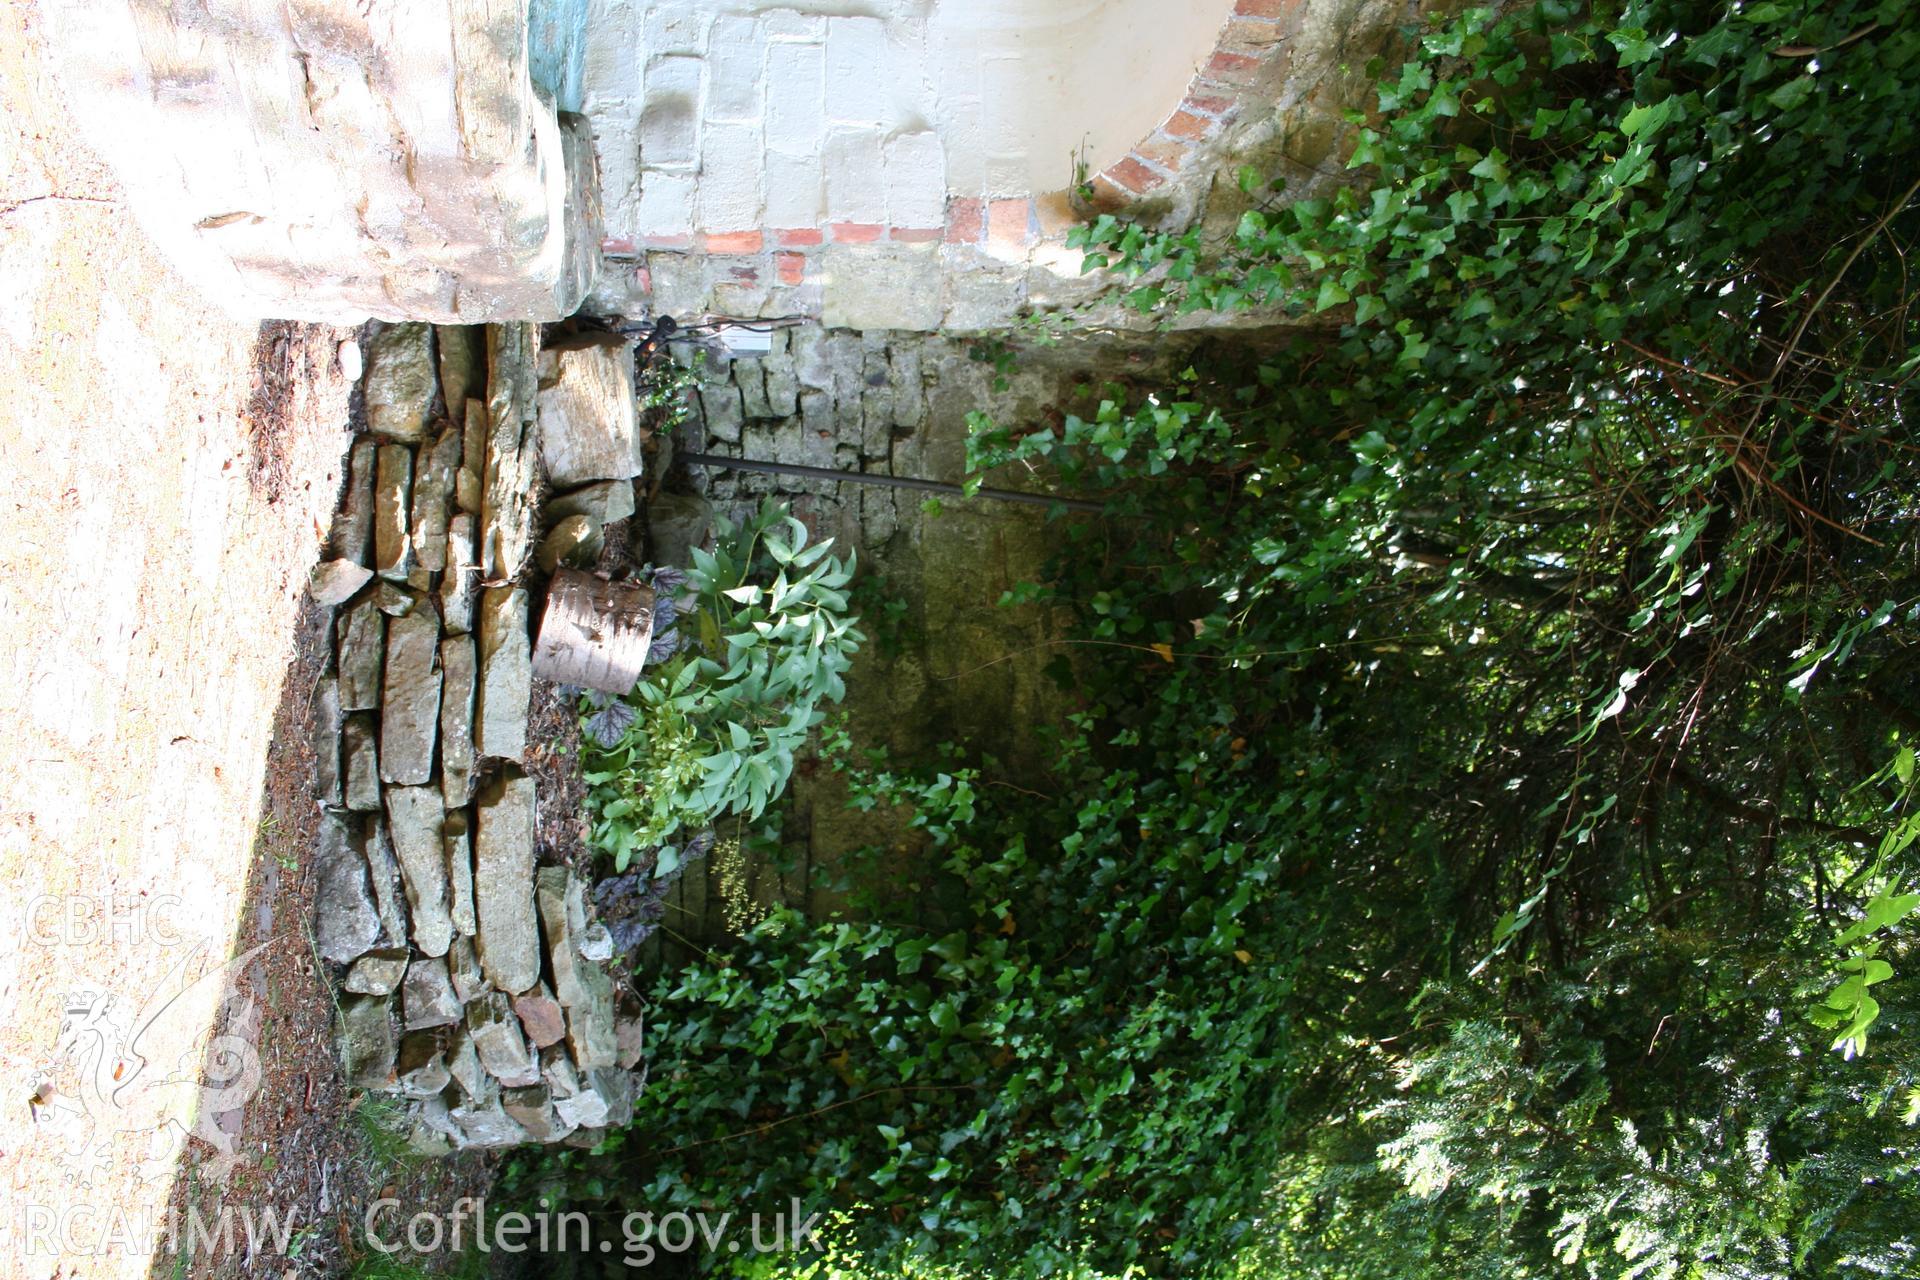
[310,322,648,1152]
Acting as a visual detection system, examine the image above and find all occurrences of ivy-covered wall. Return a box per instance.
[636,324,1209,960]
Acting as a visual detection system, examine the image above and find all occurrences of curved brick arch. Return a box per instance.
[939,0,1300,258]
[595,0,1339,331]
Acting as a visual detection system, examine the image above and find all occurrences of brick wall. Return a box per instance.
[582,0,1353,330]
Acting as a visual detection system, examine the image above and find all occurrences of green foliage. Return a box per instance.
[521,718,1305,1277]
[531,2,1920,1276]
[581,500,862,869]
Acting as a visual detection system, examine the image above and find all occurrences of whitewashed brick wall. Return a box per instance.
[585,0,1236,250]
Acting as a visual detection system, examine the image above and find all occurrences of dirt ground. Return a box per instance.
[0,7,488,1277]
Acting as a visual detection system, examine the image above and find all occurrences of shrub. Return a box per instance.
[580,499,862,871]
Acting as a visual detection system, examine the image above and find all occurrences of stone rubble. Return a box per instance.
[308,320,647,1151]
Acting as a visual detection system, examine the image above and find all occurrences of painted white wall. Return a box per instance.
[928,0,1235,195]
[584,0,1234,243]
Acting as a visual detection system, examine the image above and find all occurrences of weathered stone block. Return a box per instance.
[447,1023,491,1104]
[445,809,476,937]
[700,382,744,444]
[366,816,410,949]
[468,990,541,1087]
[370,581,417,615]
[309,558,374,608]
[385,786,453,957]
[442,513,477,636]
[459,396,487,517]
[512,983,568,1049]
[313,813,380,964]
[373,443,415,581]
[396,1029,452,1100]
[440,634,477,808]
[403,956,464,1030]
[474,770,540,994]
[566,961,619,1070]
[336,599,386,712]
[615,989,646,1071]
[411,424,462,572]
[502,1083,571,1141]
[379,605,442,786]
[365,324,436,441]
[337,995,397,1091]
[449,1093,532,1148]
[736,361,771,420]
[536,513,603,573]
[311,676,344,809]
[329,439,377,566]
[435,325,486,417]
[342,713,382,813]
[536,333,643,487]
[537,866,588,1005]
[482,325,540,580]
[543,480,636,528]
[448,935,487,1006]
[647,493,712,569]
[476,587,531,761]
[551,1061,632,1129]
[344,949,409,995]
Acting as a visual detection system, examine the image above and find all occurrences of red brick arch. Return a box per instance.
[643,0,1302,297]
[936,0,1300,254]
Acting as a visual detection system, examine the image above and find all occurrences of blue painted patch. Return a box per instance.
[526,0,588,113]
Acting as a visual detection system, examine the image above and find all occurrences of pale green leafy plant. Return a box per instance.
[581,499,862,873]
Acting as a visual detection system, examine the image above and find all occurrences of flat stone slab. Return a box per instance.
[412,423,461,572]
[537,866,587,1005]
[314,813,380,964]
[396,1029,452,1100]
[379,603,442,786]
[474,771,540,994]
[311,676,344,808]
[385,786,453,957]
[440,634,477,808]
[565,960,618,1070]
[344,949,409,996]
[543,479,635,528]
[481,324,539,579]
[436,325,486,420]
[310,558,374,607]
[448,934,486,1005]
[512,983,567,1049]
[336,598,385,712]
[536,332,643,487]
[476,586,530,761]
[329,439,377,566]
[445,809,476,938]
[342,713,381,812]
[373,443,415,580]
[441,513,478,636]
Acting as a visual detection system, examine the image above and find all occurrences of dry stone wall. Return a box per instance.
[310,321,648,1152]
